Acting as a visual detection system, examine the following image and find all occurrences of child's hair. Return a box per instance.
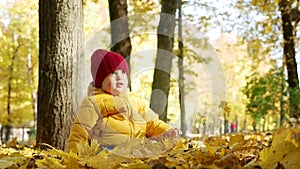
[91,49,129,88]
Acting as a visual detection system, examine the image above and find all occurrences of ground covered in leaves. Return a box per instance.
[0,126,299,169]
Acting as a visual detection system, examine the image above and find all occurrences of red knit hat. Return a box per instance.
[91,49,129,88]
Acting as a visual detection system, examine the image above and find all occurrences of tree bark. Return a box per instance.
[150,0,177,121]
[279,0,300,118]
[108,0,132,89]
[37,0,83,150]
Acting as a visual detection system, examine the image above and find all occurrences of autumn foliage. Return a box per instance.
[0,126,299,169]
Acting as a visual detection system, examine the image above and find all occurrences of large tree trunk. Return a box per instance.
[150,0,177,121]
[279,0,300,118]
[108,0,132,89]
[37,0,83,150]
[177,0,187,136]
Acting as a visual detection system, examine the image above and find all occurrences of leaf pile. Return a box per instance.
[0,126,299,169]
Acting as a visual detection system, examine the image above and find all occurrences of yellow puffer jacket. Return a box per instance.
[66,86,172,153]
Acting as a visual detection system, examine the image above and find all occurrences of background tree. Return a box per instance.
[236,0,300,121]
[219,101,231,133]
[37,0,83,150]
[173,1,231,134]
[279,0,300,118]
[108,0,132,88]
[177,0,187,136]
[0,0,38,142]
[150,0,177,122]
[243,64,288,130]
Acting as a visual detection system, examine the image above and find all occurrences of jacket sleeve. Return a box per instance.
[129,93,173,137]
[66,97,99,153]
[144,108,173,137]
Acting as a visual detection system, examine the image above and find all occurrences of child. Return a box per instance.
[66,49,180,153]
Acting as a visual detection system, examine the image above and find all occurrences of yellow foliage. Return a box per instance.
[0,159,15,168]
[76,139,101,158]
[258,126,300,169]
[6,137,18,148]
[0,127,299,168]
[110,138,177,158]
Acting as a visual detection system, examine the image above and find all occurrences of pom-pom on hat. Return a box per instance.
[91,49,129,88]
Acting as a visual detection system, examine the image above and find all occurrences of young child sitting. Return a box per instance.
[66,49,180,153]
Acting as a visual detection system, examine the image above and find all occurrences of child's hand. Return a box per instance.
[163,128,182,139]
[118,106,126,113]
[151,128,182,141]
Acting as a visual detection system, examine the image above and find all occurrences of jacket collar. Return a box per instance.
[87,82,129,97]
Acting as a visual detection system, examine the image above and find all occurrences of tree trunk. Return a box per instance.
[279,0,300,118]
[0,127,3,143]
[252,121,257,131]
[27,48,38,131]
[235,115,238,132]
[177,0,187,136]
[202,119,206,135]
[243,113,247,132]
[5,41,20,142]
[150,0,177,121]
[37,0,83,150]
[6,54,14,142]
[108,0,132,89]
[280,64,286,125]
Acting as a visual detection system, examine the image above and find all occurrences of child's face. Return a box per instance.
[101,70,128,96]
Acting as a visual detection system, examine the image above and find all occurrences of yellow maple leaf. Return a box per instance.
[46,149,82,169]
[6,137,18,148]
[0,159,15,168]
[279,147,300,169]
[119,160,152,169]
[229,134,245,147]
[258,126,300,169]
[2,155,25,164]
[35,156,66,169]
[205,135,227,147]
[82,151,130,169]
[76,139,101,158]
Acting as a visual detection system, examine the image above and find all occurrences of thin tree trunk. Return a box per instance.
[5,38,20,142]
[108,0,132,89]
[202,119,206,135]
[235,115,238,132]
[280,63,286,125]
[0,127,2,143]
[243,112,247,132]
[27,48,37,131]
[37,0,83,150]
[177,0,187,136]
[150,0,177,121]
[262,117,266,132]
[22,127,25,142]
